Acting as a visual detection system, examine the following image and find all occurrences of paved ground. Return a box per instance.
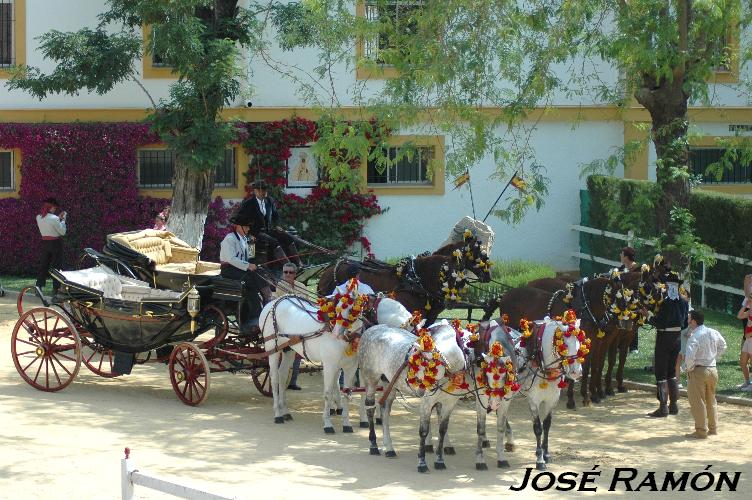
[0,294,750,499]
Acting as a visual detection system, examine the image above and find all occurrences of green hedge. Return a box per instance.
[585,175,752,312]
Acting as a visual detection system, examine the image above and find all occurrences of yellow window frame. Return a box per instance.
[0,0,26,79]
[361,135,445,195]
[0,148,22,198]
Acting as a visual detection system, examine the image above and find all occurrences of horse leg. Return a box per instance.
[566,378,576,410]
[475,398,488,470]
[496,406,513,468]
[278,350,295,420]
[339,360,358,433]
[417,403,431,473]
[605,337,618,396]
[434,403,450,470]
[381,393,398,458]
[321,362,338,434]
[542,413,553,464]
[365,389,380,456]
[580,356,592,406]
[616,331,632,392]
[589,341,604,403]
[268,352,285,424]
[532,414,546,471]
[503,415,516,452]
[439,404,455,455]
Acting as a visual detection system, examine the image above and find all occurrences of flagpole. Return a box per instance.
[482,170,518,223]
[465,170,477,219]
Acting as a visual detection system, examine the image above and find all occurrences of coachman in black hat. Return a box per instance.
[219,211,271,332]
[235,179,303,268]
[648,255,689,417]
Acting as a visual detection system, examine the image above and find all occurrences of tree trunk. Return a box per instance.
[168,156,216,250]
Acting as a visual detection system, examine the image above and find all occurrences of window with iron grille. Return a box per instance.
[690,147,752,184]
[367,145,433,185]
[0,150,14,191]
[150,26,170,67]
[0,0,14,66]
[138,148,236,188]
[364,1,422,63]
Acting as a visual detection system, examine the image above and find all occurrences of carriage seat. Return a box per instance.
[109,229,221,276]
[60,268,183,302]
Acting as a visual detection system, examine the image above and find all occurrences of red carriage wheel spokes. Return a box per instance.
[169,342,211,406]
[11,307,81,392]
[252,366,272,397]
[196,305,229,350]
[80,334,117,378]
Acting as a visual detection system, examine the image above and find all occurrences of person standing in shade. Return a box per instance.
[735,287,752,392]
[272,262,306,390]
[648,262,688,418]
[683,309,727,439]
[35,197,67,294]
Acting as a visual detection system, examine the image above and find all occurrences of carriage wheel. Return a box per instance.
[169,342,211,406]
[80,334,117,378]
[252,366,272,397]
[197,305,229,350]
[17,286,44,317]
[11,307,81,392]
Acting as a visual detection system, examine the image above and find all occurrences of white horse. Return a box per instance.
[260,289,410,433]
[479,316,586,470]
[358,321,468,473]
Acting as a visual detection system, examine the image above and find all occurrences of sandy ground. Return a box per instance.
[0,295,750,499]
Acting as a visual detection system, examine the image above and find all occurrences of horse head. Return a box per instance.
[325,278,369,339]
[603,269,642,331]
[475,320,520,411]
[456,232,493,283]
[541,312,589,382]
[372,295,412,328]
[426,321,468,378]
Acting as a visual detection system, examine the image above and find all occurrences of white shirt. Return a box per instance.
[684,324,727,371]
[330,280,375,298]
[219,232,250,271]
[256,196,266,216]
[36,213,67,238]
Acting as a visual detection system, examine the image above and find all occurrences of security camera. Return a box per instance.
[246,101,253,108]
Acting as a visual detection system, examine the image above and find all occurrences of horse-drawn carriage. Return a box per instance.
[11,229,304,405]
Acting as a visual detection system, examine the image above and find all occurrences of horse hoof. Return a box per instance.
[369,447,380,456]
[566,400,576,410]
[536,462,547,471]
[605,388,615,396]
[618,386,628,393]
[544,455,552,464]
[443,447,456,455]
[497,460,511,468]
[434,462,446,470]
[418,464,429,473]
[274,417,285,424]
[476,463,488,471]
[343,426,353,433]
[359,421,369,428]
[283,413,293,421]
[504,443,516,452]
[336,408,343,416]
[375,418,383,425]
[385,450,397,458]
[424,444,434,453]
[481,440,491,449]
[329,409,336,416]
[324,427,335,434]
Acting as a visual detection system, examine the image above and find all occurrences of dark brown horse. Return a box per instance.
[527,277,569,293]
[317,236,492,325]
[486,276,612,408]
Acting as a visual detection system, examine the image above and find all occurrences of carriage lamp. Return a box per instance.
[187,287,200,333]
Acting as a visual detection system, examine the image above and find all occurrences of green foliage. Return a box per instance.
[489,260,556,289]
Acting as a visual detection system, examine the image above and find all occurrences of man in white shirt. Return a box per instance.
[329,262,375,298]
[35,197,67,294]
[683,309,727,439]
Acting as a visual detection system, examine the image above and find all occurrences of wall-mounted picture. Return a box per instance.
[287,146,319,187]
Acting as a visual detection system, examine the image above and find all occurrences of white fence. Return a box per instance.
[571,224,752,307]
[121,448,237,500]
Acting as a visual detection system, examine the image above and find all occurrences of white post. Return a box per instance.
[701,261,707,308]
[121,447,135,500]
[627,229,634,250]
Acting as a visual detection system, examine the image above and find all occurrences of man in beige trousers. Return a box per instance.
[683,309,727,439]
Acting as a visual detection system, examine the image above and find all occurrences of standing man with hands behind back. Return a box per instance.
[35,197,67,294]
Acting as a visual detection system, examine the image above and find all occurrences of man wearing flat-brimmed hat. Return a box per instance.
[35,197,67,294]
[235,179,302,268]
[219,212,271,333]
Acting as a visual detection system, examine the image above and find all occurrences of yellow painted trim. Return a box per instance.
[623,122,650,180]
[136,144,247,199]
[354,1,400,81]
[361,135,445,196]
[697,184,752,195]
[689,135,752,193]
[142,25,177,79]
[0,148,21,198]
[0,0,26,79]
